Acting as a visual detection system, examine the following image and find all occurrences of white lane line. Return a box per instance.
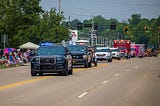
[115,73,119,77]
[78,92,88,98]
[19,71,26,73]
[125,69,130,72]
[135,66,138,69]
[102,80,108,84]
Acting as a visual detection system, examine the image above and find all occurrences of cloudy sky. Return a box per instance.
[40,0,160,22]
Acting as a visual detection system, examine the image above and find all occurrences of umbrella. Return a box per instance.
[19,42,39,49]
[4,48,16,53]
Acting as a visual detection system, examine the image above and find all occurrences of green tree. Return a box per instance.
[0,0,44,48]
[37,9,69,43]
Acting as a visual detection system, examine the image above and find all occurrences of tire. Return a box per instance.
[31,70,37,76]
[110,58,112,62]
[39,72,43,76]
[63,63,69,76]
[69,66,73,75]
[85,62,89,68]
[118,57,121,60]
[94,61,97,66]
[88,61,92,67]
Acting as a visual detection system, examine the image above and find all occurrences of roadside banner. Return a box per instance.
[69,30,78,44]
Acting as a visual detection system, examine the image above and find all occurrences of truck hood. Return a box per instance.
[70,51,86,55]
[95,52,110,56]
[34,55,64,58]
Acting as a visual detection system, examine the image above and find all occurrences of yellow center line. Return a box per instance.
[0,76,52,90]
[73,63,107,72]
[0,63,108,91]
[120,60,127,62]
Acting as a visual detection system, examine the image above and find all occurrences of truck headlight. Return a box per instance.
[31,57,39,63]
[56,57,65,63]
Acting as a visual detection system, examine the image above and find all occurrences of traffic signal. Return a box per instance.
[124,26,129,34]
[77,23,83,30]
[144,26,149,33]
[110,22,116,30]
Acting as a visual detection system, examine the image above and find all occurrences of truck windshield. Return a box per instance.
[96,48,110,52]
[37,46,65,56]
[112,49,119,52]
[118,46,127,51]
[68,45,87,52]
[131,48,135,51]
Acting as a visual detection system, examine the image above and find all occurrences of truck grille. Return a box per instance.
[40,58,55,64]
[40,65,55,70]
[96,54,105,56]
[72,55,83,59]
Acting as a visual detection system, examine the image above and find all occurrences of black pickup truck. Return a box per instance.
[31,45,73,76]
[67,45,93,68]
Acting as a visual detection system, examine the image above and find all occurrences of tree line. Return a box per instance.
[69,15,160,49]
[0,0,69,49]
[0,0,159,49]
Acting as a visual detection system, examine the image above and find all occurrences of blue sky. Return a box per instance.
[40,0,160,22]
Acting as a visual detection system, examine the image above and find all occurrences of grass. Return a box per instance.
[0,65,7,69]
[0,64,20,70]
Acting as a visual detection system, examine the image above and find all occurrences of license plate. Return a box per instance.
[73,60,76,63]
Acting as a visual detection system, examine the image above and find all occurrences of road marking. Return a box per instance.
[73,63,107,72]
[102,80,108,84]
[78,92,88,98]
[125,69,130,72]
[73,68,86,72]
[115,73,119,77]
[135,66,138,69]
[0,70,4,72]
[0,76,52,90]
[19,71,26,73]
[120,60,127,62]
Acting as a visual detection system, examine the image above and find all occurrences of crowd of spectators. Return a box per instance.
[0,49,34,67]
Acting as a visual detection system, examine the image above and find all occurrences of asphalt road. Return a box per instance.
[0,57,160,106]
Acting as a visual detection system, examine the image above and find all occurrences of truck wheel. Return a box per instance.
[69,67,73,75]
[31,70,37,76]
[94,61,97,66]
[63,69,68,76]
[88,61,92,67]
[61,63,69,76]
[85,62,89,68]
[39,72,43,76]
[63,64,69,76]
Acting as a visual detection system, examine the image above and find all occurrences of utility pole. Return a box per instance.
[58,0,61,14]
[158,29,160,49]
[68,16,71,28]
[90,15,97,47]
[91,15,94,47]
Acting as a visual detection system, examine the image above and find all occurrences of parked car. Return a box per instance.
[95,47,112,62]
[110,47,121,60]
[31,44,73,76]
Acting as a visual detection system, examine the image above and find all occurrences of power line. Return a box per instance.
[95,0,160,7]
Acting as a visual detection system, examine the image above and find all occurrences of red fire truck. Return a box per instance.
[113,40,131,59]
